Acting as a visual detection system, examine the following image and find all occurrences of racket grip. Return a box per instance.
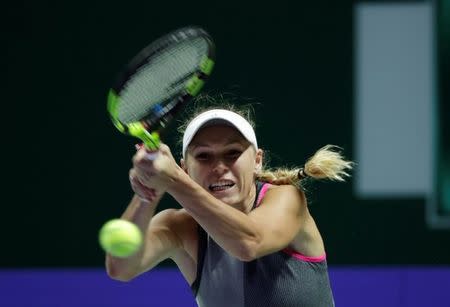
[128,123,160,150]
[145,151,159,160]
[135,143,159,160]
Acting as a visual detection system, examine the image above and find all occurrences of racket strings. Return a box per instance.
[118,37,209,124]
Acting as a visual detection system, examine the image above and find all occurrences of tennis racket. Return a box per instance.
[107,26,215,152]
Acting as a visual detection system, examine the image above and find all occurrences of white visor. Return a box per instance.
[182,109,258,158]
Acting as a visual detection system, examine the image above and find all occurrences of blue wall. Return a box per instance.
[1,268,449,307]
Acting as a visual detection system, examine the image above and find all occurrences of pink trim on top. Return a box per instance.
[256,183,271,207]
[282,247,326,262]
[256,182,326,263]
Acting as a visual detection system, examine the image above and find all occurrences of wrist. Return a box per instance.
[135,190,164,205]
[166,165,187,194]
[137,196,152,204]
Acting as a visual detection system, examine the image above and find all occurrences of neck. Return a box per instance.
[240,182,257,214]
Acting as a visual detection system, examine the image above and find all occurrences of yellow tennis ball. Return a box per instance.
[99,219,143,258]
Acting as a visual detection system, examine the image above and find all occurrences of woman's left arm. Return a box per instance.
[168,168,306,261]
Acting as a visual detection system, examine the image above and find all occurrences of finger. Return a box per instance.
[133,166,155,184]
[130,168,148,186]
[131,180,156,198]
[138,145,158,160]
[136,142,159,156]
[135,184,156,200]
[158,143,175,160]
[133,149,157,169]
[158,143,171,155]
[135,143,144,151]
[130,174,157,199]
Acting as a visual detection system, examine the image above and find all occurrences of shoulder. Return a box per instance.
[163,209,199,253]
[158,207,195,222]
[154,208,198,237]
[253,184,308,222]
[265,183,303,194]
[262,184,306,207]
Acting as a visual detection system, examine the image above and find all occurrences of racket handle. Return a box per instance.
[142,131,160,151]
[135,143,159,160]
[128,122,160,150]
[145,152,159,160]
[142,131,159,160]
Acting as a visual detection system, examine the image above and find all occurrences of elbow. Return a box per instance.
[235,239,260,262]
[106,266,135,282]
[105,258,137,282]
[236,253,257,262]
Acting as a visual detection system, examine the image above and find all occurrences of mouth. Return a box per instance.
[208,180,235,192]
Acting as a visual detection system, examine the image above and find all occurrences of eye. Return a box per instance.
[225,149,242,159]
[195,152,211,161]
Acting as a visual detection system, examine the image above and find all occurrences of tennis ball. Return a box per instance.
[99,219,143,258]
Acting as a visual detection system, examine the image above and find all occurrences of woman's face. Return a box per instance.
[182,125,262,210]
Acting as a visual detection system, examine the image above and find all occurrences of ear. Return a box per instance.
[254,149,263,172]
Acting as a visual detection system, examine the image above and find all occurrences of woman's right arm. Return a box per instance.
[105,148,188,281]
[105,194,168,280]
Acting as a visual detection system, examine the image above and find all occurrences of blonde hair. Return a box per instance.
[256,145,354,187]
[177,94,354,187]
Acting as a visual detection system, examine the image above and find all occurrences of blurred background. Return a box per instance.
[3,0,450,306]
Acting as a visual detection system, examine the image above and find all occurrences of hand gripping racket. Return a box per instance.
[107,26,215,151]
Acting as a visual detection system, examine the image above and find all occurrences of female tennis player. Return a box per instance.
[105,100,353,307]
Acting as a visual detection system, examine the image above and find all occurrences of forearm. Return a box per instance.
[121,194,161,226]
[105,193,163,280]
[167,168,260,260]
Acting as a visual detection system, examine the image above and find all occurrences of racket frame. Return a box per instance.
[107,26,215,150]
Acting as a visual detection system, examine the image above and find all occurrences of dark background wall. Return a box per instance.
[3,0,449,267]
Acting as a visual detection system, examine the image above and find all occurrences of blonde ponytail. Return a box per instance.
[256,145,353,187]
[303,145,353,181]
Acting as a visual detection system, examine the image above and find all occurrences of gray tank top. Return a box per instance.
[191,182,335,307]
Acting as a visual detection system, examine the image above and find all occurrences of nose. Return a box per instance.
[212,159,228,175]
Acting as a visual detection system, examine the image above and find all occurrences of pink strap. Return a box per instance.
[256,183,271,207]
